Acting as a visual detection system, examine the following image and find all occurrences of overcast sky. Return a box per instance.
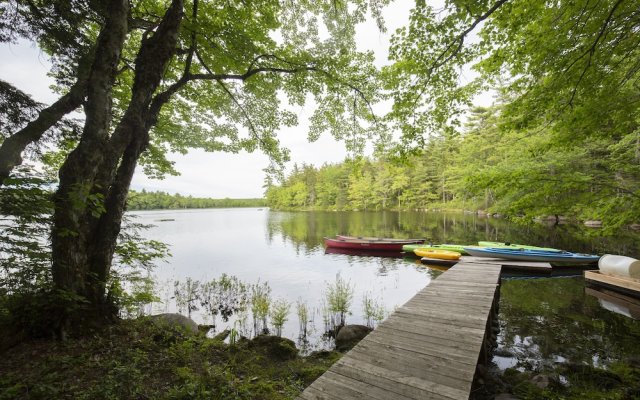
[0,0,450,198]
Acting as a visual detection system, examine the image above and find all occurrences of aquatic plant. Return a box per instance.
[362,292,385,328]
[325,274,354,327]
[173,278,200,318]
[320,299,332,333]
[235,308,250,338]
[269,299,291,337]
[229,324,240,346]
[296,299,310,337]
[199,274,249,329]
[251,281,272,335]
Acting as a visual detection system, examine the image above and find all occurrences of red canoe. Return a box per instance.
[324,237,421,252]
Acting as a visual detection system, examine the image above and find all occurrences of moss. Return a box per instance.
[490,362,640,400]
[0,318,341,399]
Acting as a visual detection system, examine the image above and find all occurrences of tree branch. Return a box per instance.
[0,60,89,186]
[567,0,626,106]
[427,0,509,76]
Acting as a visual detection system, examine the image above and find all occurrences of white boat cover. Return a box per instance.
[599,254,640,279]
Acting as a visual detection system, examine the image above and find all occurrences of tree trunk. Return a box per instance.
[50,0,184,332]
[52,0,130,313]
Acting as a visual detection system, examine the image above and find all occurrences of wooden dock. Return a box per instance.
[585,270,640,298]
[418,256,553,273]
[297,261,503,400]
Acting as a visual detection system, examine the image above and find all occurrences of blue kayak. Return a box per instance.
[464,247,600,264]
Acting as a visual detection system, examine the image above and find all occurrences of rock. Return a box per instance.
[530,374,552,389]
[493,348,516,358]
[630,223,640,231]
[212,328,230,341]
[149,313,199,335]
[560,363,622,389]
[584,220,603,228]
[335,324,372,352]
[198,324,215,334]
[249,335,298,360]
[624,356,640,368]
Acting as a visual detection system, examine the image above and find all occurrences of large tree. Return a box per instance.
[385,0,640,226]
[0,0,385,334]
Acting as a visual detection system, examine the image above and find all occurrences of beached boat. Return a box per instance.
[477,241,561,252]
[403,244,470,255]
[414,248,462,260]
[336,235,425,244]
[324,237,419,252]
[464,247,600,264]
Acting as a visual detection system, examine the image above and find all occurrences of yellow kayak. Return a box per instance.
[414,248,461,260]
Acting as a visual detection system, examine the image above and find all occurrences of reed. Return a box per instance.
[326,274,354,327]
[296,299,309,337]
[229,323,240,346]
[235,308,250,338]
[200,274,248,330]
[362,291,385,328]
[320,299,331,333]
[269,299,291,337]
[173,278,200,318]
[251,281,271,335]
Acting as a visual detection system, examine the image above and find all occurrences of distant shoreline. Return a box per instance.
[127,190,266,210]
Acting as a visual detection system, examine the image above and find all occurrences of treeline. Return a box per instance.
[127,190,266,210]
[266,104,640,231]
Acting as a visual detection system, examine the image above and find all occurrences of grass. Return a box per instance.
[361,292,385,328]
[296,299,309,337]
[251,282,271,335]
[0,318,341,400]
[325,274,354,328]
[269,299,290,337]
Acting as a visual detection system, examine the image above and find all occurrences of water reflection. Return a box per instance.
[266,210,640,259]
[131,208,438,351]
[585,287,640,320]
[498,277,640,371]
[324,247,405,258]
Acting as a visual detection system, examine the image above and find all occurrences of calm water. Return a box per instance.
[131,208,640,366]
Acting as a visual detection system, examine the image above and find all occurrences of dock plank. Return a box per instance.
[296,261,502,400]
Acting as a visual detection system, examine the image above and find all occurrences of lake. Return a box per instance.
[131,208,640,375]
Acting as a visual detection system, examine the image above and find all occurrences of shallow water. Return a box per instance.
[131,208,640,363]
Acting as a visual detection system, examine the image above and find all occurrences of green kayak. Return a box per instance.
[404,241,561,255]
[477,241,561,252]
[402,244,470,255]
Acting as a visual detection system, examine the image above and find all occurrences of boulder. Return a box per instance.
[584,220,603,228]
[250,335,298,360]
[335,324,372,352]
[149,313,199,335]
[530,374,555,389]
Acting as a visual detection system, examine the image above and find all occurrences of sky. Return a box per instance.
[0,0,456,198]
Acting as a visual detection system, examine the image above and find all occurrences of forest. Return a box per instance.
[266,101,640,232]
[127,190,265,210]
